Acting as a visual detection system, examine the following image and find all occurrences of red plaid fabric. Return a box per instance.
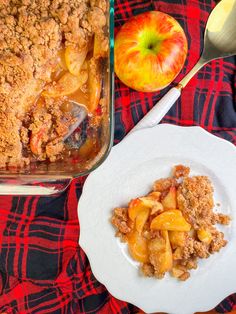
[0,0,235,313]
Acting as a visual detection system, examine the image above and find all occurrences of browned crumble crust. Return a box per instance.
[173,164,190,178]
[141,263,154,277]
[177,176,215,228]
[111,207,131,236]
[214,213,231,225]
[153,177,177,192]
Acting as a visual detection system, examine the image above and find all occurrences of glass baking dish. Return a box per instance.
[0,1,114,195]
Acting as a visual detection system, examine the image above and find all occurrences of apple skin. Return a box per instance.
[115,11,188,92]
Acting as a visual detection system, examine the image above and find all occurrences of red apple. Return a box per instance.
[115,11,188,92]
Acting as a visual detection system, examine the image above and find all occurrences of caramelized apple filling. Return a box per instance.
[111,165,230,281]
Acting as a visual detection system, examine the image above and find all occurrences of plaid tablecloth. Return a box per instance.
[0,0,236,313]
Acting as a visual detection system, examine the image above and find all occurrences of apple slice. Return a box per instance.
[30,125,47,156]
[138,192,163,215]
[140,197,163,208]
[127,230,149,263]
[150,202,164,216]
[140,192,161,205]
[173,247,182,260]
[148,230,173,276]
[135,209,149,234]
[129,195,164,223]
[128,198,150,221]
[88,58,102,112]
[57,49,68,70]
[171,266,185,279]
[169,231,187,247]
[65,46,88,76]
[150,209,191,231]
[147,191,161,200]
[197,229,212,244]
[93,34,107,58]
[161,186,177,209]
[42,71,88,98]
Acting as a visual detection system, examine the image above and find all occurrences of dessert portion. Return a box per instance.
[111,165,230,281]
[0,0,108,168]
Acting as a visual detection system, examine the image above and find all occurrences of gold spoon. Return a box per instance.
[132,0,236,132]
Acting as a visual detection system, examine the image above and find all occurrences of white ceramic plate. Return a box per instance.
[78,124,236,314]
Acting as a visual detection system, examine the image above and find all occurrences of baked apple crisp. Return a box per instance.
[0,0,108,167]
[111,165,230,281]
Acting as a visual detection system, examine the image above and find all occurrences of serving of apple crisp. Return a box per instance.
[111,165,230,281]
[0,0,108,168]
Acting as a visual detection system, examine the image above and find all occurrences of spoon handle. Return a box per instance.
[131,58,207,133]
[131,87,181,133]
[179,58,206,88]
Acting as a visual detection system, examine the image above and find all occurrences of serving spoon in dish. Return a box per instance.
[63,101,88,142]
[132,0,236,132]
